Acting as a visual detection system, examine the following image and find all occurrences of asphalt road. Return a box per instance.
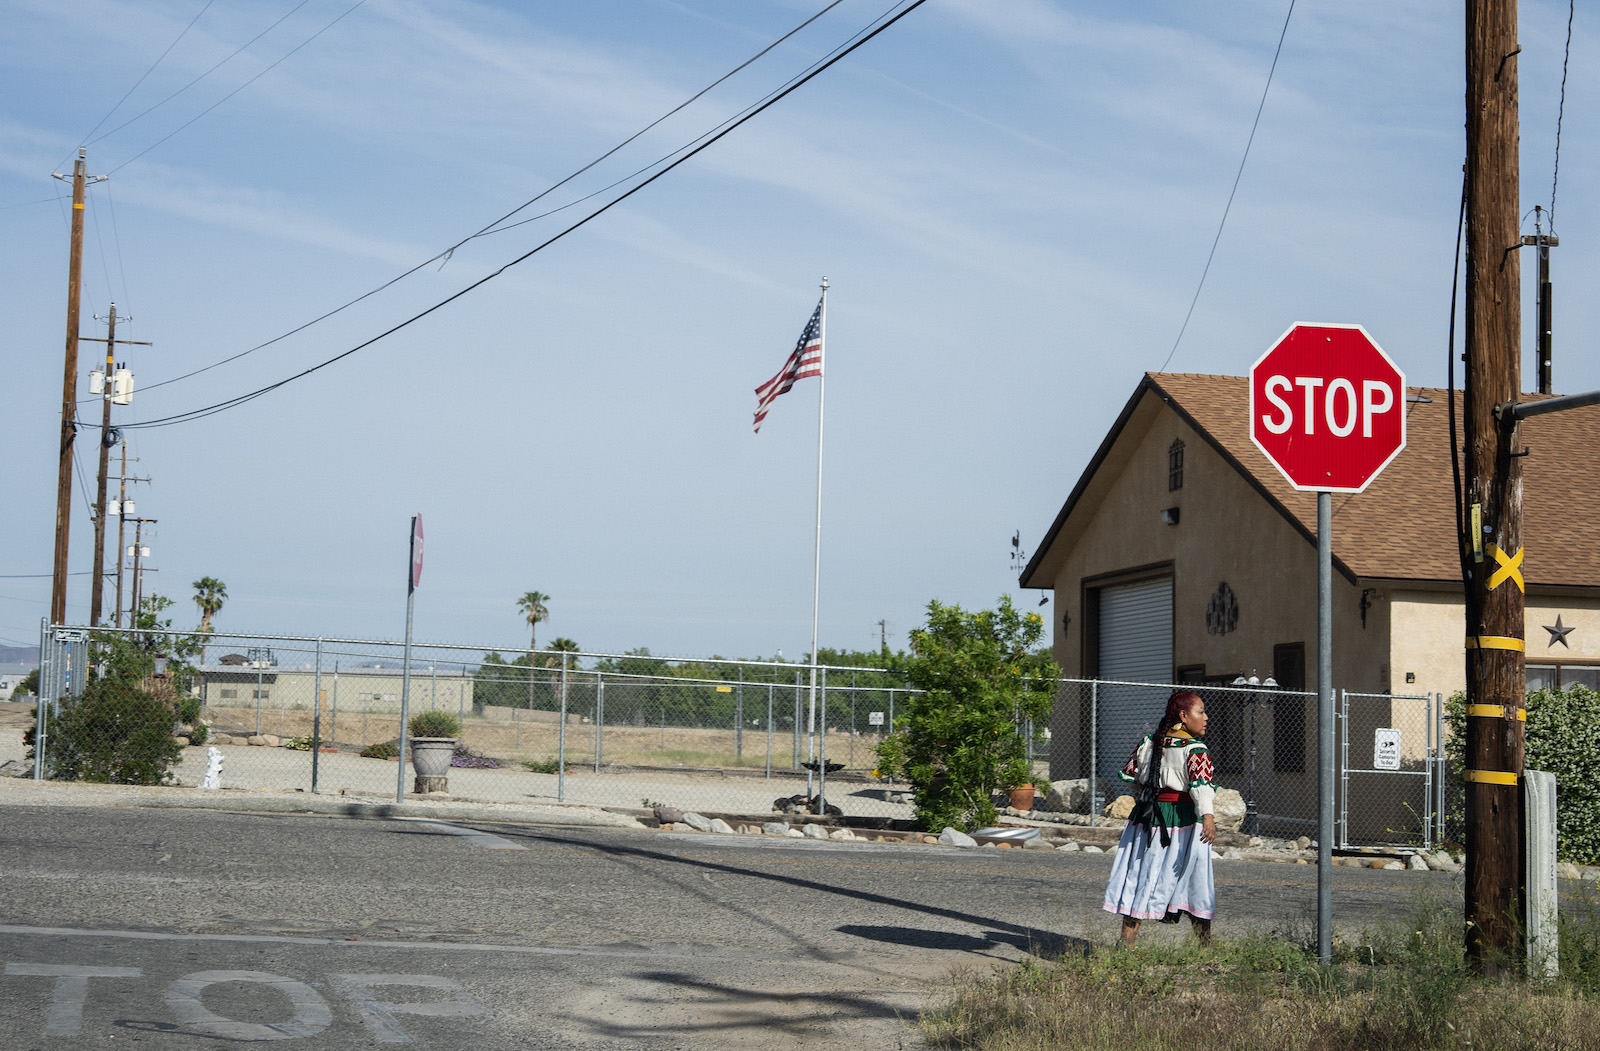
[0,805,1473,1049]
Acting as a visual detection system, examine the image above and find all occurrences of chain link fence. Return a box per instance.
[15,624,1443,842]
[24,625,918,819]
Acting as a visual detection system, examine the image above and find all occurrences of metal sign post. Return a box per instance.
[1316,491,1333,964]
[397,514,423,804]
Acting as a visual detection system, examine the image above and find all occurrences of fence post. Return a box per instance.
[1436,693,1447,845]
[558,652,568,802]
[594,671,603,772]
[1337,689,1347,849]
[849,671,856,769]
[1089,680,1099,819]
[766,680,773,779]
[311,638,323,794]
[330,662,339,746]
[1423,692,1434,852]
[887,688,895,786]
[32,618,48,780]
[817,666,829,810]
[793,669,801,770]
[736,666,744,762]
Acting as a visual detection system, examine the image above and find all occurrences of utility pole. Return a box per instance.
[85,306,151,627]
[1463,0,1525,974]
[112,455,150,629]
[49,149,104,625]
[877,619,888,653]
[126,518,156,622]
[1521,206,1556,395]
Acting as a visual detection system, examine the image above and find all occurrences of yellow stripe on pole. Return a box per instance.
[1465,769,1519,785]
[1465,635,1525,652]
[1467,704,1526,721]
[73,202,84,209]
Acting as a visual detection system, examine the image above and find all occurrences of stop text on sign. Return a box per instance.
[1257,375,1396,438]
[1248,323,1406,494]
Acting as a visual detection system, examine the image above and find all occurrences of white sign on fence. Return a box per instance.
[868,712,884,726]
[1373,728,1402,770]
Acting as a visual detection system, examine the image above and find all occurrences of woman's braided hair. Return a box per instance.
[1146,690,1204,786]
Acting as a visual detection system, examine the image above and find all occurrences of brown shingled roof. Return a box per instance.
[1148,372,1600,587]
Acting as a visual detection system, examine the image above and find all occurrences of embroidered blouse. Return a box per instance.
[1117,731,1217,818]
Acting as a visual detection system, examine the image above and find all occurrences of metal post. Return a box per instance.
[849,670,856,769]
[1423,692,1434,852]
[1436,694,1448,845]
[1339,689,1349,850]
[766,681,773,779]
[255,662,263,735]
[430,663,437,711]
[735,666,744,762]
[330,662,339,746]
[793,669,802,770]
[817,666,828,811]
[1317,489,1334,964]
[1089,680,1099,818]
[398,588,415,805]
[311,638,323,794]
[557,651,568,801]
[887,688,895,785]
[1243,689,1260,836]
[33,618,48,780]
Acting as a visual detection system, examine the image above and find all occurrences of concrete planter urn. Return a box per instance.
[410,737,455,793]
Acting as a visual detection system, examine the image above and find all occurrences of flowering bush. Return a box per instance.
[360,740,399,760]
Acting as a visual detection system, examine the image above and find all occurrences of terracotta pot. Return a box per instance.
[1007,784,1036,811]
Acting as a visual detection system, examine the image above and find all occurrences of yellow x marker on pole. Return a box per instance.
[1488,544,1524,593]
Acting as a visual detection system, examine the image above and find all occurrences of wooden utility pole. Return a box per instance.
[49,149,90,625]
[1464,0,1526,973]
[89,304,118,627]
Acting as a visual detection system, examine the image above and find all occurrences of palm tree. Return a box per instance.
[517,592,550,709]
[193,577,227,666]
[546,636,580,667]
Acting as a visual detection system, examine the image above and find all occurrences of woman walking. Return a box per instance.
[1102,690,1216,947]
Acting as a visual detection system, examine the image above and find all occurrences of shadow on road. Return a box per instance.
[836,923,1088,960]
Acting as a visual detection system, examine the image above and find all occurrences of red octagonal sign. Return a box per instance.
[1249,323,1406,494]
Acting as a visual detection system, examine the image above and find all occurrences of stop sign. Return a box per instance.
[1249,323,1406,493]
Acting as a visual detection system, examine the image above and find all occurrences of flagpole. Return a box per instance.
[807,277,828,808]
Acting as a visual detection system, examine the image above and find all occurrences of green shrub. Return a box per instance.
[189,722,209,746]
[285,735,322,751]
[408,710,461,738]
[178,694,202,726]
[1446,684,1600,863]
[360,740,399,760]
[878,596,1058,832]
[26,680,182,784]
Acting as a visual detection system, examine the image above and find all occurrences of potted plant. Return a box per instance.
[407,710,461,793]
[1001,755,1036,812]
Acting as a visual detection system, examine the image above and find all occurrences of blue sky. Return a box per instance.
[2,0,1596,659]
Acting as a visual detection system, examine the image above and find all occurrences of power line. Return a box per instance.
[88,0,317,150]
[1550,0,1574,227]
[116,0,928,431]
[110,1,367,174]
[1158,0,1296,372]
[114,0,929,431]
[136,0,851,397]
[77,0,220,147]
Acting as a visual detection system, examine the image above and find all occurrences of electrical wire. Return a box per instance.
[77,0,220,147]
[105,180,133,311]
[136,0,849,396]
[1445,173,1480,693]
[113,0,929,430]
[0,573,93,579]
[1550,0,1574,227]
[111,1,366,174]
[88,0,317,150]
[1158,0,1295,372]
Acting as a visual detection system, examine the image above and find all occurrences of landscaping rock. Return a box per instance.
[938,827,977,848]
[785,828,805,838]
[1024,837,1056,850]
[1408,854,1430,871]
[247,735,269,747]
[1429,851,1461,873]
[1223,847,1243,860]
[762,822,790,836]
[827,828,856,841]
[1212,789,1246,832]
[653,806,684,825]
[1296,835,1312,850]
[707,818,736,834]
[1211,849,1224,860]
[1248,836,1263,847]
[1383,860,1405,871]
[682,812,713,832]
[1041,778,1090,813]
[1081,845,1104,854]
[801,824,829,840]
[1103,795,1135,820]
[174,736,191,747]
[1057,841,1080,852]
[1558,862,1584,880]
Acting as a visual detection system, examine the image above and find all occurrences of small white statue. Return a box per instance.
[199,746,224,790]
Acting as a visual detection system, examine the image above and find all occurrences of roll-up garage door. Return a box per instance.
[1096,576,1173,784]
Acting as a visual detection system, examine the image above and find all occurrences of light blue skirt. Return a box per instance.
[1101,820,1215,922]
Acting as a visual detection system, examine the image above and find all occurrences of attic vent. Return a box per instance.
[1168,439,1185,491]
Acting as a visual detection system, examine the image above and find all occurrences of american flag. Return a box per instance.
[752,298,823,433]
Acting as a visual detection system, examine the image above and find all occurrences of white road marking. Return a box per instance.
[330,973,488,1043]
[166,969,333,1041]
[395,818,528,850]
[5,963,141,1036]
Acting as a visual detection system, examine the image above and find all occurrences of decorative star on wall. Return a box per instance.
[1544,615,1575,649]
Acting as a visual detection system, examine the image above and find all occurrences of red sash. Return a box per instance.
[1156,791,1187,803]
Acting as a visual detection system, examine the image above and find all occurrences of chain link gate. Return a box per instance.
[1338,689,1443,850]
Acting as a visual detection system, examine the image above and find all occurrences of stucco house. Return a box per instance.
[1019,372,1600,832]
